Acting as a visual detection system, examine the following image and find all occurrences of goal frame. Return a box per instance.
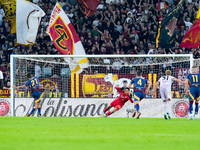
[10,54,193,116]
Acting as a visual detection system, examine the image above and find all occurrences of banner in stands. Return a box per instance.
[72,72,187,98]
[13,98,192,118]
[73,73,151,98]
[0,90,10,97]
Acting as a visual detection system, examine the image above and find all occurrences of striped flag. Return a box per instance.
[46,2,89,74]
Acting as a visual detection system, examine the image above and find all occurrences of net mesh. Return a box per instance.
[12,55,191,99]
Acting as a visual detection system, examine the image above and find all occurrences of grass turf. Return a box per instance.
[0,117,199,150]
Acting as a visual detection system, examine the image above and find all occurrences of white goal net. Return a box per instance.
[10,54,193,116]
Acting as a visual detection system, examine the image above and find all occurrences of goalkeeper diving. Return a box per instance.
[101,86,133,117]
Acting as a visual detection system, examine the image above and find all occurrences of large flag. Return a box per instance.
[16,0,45,45]
[180,7,200,49]
[46,2,89,74]
[75,0,99,17]
[156,0,184,48]
[0,0,16,34]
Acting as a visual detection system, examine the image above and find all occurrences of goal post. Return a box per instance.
[10,54,193,116]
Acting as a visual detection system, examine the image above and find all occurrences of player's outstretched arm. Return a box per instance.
[115,86,122,92]
[13,85,26,89]
[184,79,189,95]
[146,81,152,94]
[173,78,185,84]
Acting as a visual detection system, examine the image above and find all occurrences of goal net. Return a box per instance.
[10,54,193,116]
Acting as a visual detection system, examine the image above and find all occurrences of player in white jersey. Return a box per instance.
[151,70,185,119]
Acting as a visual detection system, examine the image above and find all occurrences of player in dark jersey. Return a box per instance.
[101,86,133,117]
[13,73,42,117]
[128,69,152,119]
[185,66,200,120]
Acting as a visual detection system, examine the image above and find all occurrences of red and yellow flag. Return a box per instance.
[46,2,89,73]
[180,8,200,49]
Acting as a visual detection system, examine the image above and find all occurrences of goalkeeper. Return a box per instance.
[101,87,133,117]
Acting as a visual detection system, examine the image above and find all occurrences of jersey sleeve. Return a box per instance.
[0,71,3,79]
[186,75,189,79]
[115,86,122,93]
[130,78,134,84]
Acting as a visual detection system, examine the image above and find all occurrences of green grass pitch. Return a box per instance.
[0,117,199,150]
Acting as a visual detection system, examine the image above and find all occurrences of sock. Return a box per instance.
[105,111,111,116]
[163,101,167,114]
[195,103,199,115]
[189,101,193,115]
[104,108,108,113]
[38,108,41,115]
[135,104,139,113]
[166,101,171,114]
[30,108,36,114]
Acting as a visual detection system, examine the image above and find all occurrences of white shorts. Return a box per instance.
[160,87,171,101]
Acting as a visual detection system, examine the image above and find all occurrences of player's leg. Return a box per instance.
[194,100,199,120]
[103,105,112,114]
[135,93,145,119]
[194,91,200,120]
[27,92,41,117]
[104,105,122,117]
[35,92,42,116]
[133,92,140,115]
[189,90,195,120]
[163,100,168,119]
[100,100,117,116]
[36,102,41,117]
[166,99,171,120]
[160,88,168,119]
[27,102,40,117]
[166,90,172,119]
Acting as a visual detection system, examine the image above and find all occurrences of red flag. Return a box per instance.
[180,18,200,49]
[46,3,88,73]
[75,0,99,17]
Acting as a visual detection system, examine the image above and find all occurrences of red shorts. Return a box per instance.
[110,99,125,110]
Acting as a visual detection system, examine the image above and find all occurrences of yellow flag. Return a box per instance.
[11,17,16,34]
[0,0,16,33]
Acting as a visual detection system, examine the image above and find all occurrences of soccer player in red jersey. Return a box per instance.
[101,87,133,117]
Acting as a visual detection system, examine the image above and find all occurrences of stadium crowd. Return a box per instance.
[0,0,200,87]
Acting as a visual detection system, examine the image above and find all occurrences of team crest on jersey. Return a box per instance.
[49,16,74,55]
[0,99,10,116]
[172,100,189,118]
